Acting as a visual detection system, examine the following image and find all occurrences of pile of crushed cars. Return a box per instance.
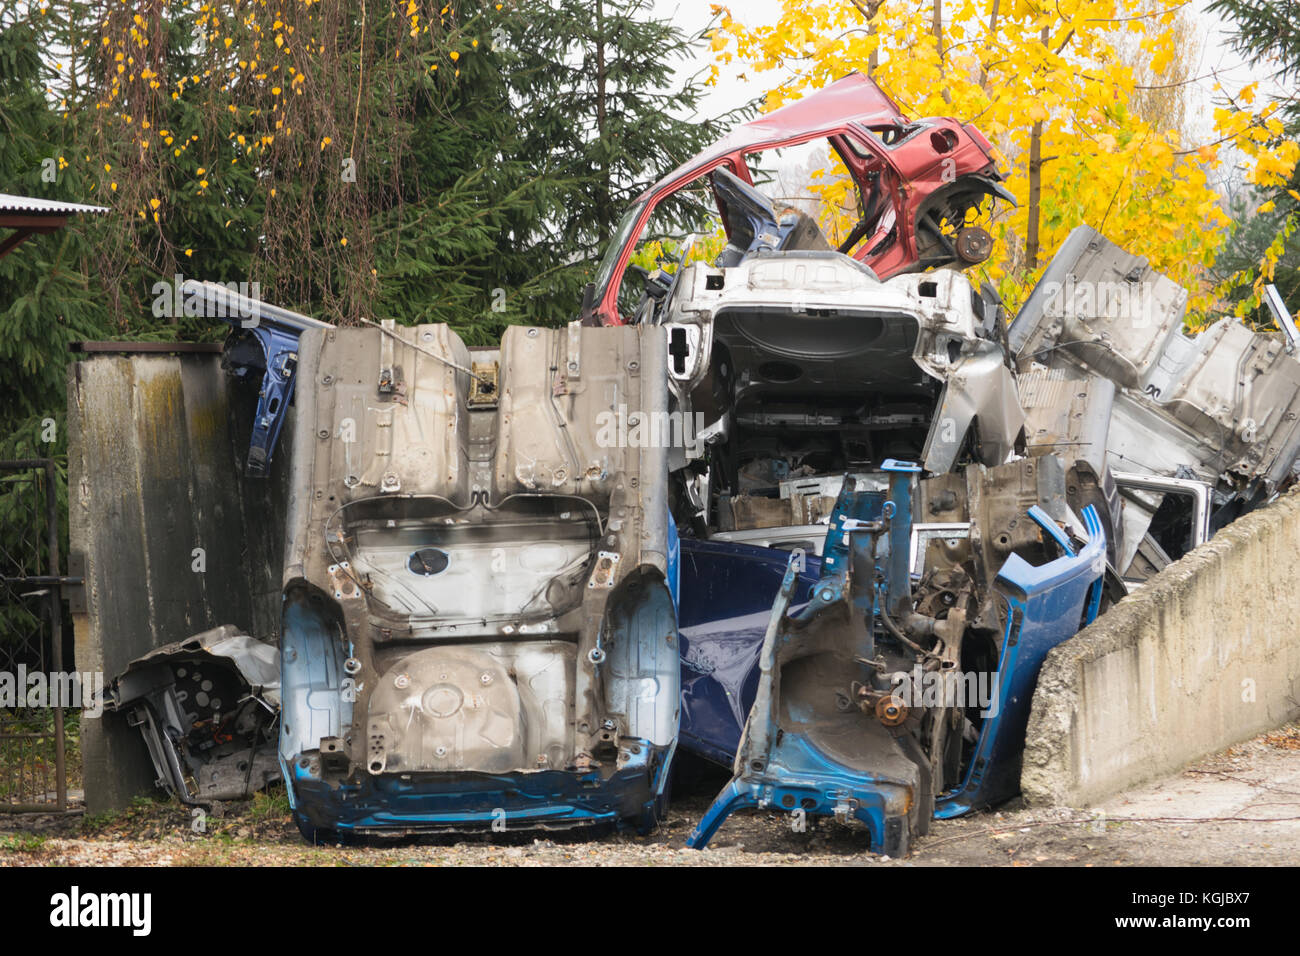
[106,74,1300,854]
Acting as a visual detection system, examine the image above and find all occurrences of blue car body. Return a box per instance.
[680,465,1106,852]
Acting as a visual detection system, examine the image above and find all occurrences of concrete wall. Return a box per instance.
[67,353,287,813]
[1022,486,1300,807]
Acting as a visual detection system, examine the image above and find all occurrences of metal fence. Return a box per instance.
[0,459,70,812]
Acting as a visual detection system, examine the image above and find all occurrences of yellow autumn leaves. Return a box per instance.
[710,0,1300,321]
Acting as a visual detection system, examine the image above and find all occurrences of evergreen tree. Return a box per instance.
[2,0,749,447]
[0,1,753,621]
[80,1,580,340]
[55,1,747,338]
[0,5,108,460]
[507,0,754,263]
[1207,0,1300,321]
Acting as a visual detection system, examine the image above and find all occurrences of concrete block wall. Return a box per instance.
[1022,485,1300,806]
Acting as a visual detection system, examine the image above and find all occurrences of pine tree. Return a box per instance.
[0,5,109,460]
[80,1,577,340]
[506,1,754,265]
[1207,0,1300,321]
[4,1,754,426]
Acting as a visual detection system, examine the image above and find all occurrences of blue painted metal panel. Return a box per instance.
[934,504,1106,816]
[677,539,824,766]
[223,323,302,477]
[287,744,674,839]
[687,470,917,852]
[679,477,1107,849]
[187,279,331,477]
[280,574,680,839]
[667,512,681,616]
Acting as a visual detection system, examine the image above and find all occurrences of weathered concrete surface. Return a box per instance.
[1022,485,1300,807]
[67,354,287,813]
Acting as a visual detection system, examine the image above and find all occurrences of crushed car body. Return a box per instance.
[1010,226,1300,580]
[100,73,1300,854]
[641,234,1119,849]
[632,216,1300,850]
[581,72,1014,327]
[579,75,1300,850]
[105,625,281,804]
[276,319,680,840]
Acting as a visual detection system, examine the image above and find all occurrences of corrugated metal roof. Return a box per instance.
[0,193,109,215]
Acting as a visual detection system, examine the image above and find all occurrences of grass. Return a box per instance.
[76,787,295,846]
[0,832,48,853]
[79,794,166,835]
[247,788,292,823]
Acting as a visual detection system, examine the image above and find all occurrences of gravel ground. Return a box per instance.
[2,723,1297,867]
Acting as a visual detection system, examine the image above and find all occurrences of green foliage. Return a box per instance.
[3,2,737,343]
[1208,0,1300,88]
[0,833,48,853]
[0,1,737,587]
[1208,0,1300,322]
[247,787,292,822]
[0,12,107,464]
[509,1,753,257]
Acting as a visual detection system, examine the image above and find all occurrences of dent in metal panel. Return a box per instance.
[922,346,1024,473]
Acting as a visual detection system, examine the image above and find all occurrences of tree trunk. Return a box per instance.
[980,0,1001,91]
[848,0,884,75]
[1025,26,1050,271]
[934,0,950,103]
[1026,118,1043,269]
[595,0,609,245]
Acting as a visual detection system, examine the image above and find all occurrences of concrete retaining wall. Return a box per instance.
[68,353,287,813]
[1022,485,1300,807]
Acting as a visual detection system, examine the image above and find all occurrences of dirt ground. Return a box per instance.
[2,722,1297,866]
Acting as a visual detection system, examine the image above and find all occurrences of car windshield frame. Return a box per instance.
[591,199,649,303]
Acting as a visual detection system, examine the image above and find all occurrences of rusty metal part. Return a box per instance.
[587,551,620,589]
[876,695,908,726]
[468,360,499,408]
[954,226,993,264]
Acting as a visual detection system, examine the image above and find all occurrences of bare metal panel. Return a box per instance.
[1011,225,1300,571]
[282,321,679,784]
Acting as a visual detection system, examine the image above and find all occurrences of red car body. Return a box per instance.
[584,72,1011,326]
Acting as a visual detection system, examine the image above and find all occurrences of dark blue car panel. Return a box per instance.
[677,504,1106,823]
[935,504,1106,816]
[678,539,822,765]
